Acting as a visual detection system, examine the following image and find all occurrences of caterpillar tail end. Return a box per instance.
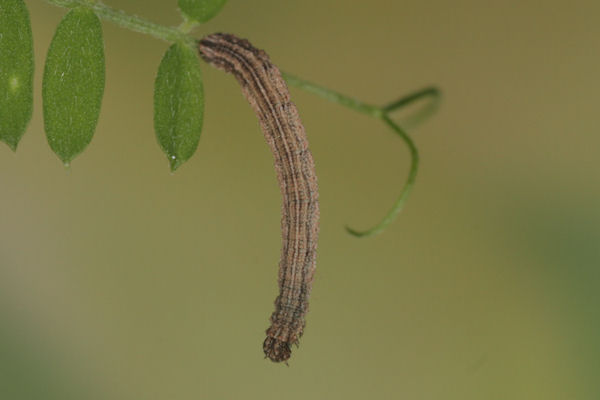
[263,336,292,363]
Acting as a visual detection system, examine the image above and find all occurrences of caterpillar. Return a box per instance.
[198,33,320,363]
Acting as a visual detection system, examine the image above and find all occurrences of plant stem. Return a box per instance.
[45,0,194,46]
[383,87,442,130]
[281,72,383,118]
[43,0,441,238]
[345,116,419,237]
[178,17,199,34]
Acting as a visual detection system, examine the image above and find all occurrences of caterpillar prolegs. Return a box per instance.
[198,33,319,363]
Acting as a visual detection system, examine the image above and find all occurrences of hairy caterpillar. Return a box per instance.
[198,33,320,363]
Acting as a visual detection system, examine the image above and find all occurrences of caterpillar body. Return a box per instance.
[198,33,320,363]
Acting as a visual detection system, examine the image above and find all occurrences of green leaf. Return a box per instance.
[178,0,227,23]
[154,42,204,172]
[42,7,105,165]
[0,0,34,151]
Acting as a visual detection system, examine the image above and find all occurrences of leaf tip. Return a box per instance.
[168,155,183,172]
[2,139,19,152]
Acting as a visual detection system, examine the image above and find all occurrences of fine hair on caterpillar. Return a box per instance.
[198,33,320,363]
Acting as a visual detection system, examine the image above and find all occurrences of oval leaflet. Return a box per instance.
[42,7,105,165]
[154,42,204,171]
[0,0,34,150]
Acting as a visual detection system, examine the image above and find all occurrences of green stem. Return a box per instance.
[383,87,440,113]
[281,72,383,118]
[45,0,194,46]
[384,87,442,131]
[345,116,419,237]
[178,16,200,34]
[43,0,441,238]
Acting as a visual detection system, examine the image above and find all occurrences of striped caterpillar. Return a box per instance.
[198,33,320,363]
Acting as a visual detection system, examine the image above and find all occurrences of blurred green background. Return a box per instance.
[1,0,599,398]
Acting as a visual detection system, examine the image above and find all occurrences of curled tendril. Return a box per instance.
[282,72,441,238]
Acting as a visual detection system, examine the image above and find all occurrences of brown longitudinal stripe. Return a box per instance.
[198,33,319,363]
